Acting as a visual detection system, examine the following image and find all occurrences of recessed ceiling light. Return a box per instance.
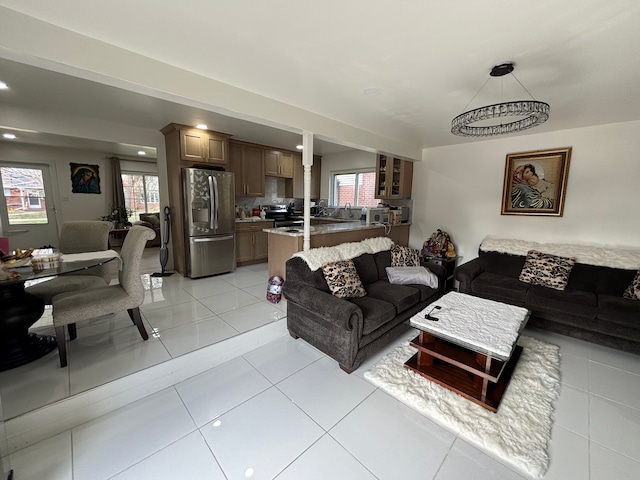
[3,133,16,139]
[363,87,382,96]
[0,81,8,90]
[196,124,208,130]
[137,151,146,155]
[296,145,303,150]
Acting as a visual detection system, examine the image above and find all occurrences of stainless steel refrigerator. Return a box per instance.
[182,167,236,278]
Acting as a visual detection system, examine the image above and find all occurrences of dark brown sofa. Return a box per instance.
[283,247,444,373]
[454,238,640,355]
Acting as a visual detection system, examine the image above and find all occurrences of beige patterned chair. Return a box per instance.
[26,221,114,304]
[51,225,156,367]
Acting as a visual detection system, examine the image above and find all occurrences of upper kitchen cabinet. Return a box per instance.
[375,154,413,200]
[229,141,265,197]
[288,154,322,199]
[264,150,294,178]
[161,123,230,166]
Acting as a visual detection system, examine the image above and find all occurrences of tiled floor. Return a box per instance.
[2,252,640,479]
[0,252,286,420]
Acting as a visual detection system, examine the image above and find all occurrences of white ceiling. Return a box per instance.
[1,0,639,158]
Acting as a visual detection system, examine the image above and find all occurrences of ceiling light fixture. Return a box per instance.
[296,145,303,150]
[451,62,549,137]
[196,123,208,130]
[137,150,146,155]
[3,133,16,139]
[0,81,8,90]
[363,87,382,96]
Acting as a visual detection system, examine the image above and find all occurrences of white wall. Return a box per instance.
[409,120,640,262]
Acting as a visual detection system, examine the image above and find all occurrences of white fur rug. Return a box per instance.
[364,335,560,479]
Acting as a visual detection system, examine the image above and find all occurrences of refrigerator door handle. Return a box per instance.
[192,235,235,243]
[208,174,219,231]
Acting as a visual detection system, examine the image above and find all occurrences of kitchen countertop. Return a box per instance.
[235,218,273,223]
[263,220,410,237]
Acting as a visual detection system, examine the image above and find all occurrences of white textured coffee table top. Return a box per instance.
[410,292,530,359]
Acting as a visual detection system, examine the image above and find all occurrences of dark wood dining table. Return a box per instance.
[0,254,117,371]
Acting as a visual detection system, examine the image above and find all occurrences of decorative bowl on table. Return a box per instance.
[0,256,32,268]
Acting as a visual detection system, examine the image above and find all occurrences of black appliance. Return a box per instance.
[264,204,303,228]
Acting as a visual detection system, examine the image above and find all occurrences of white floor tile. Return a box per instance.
[589,395,640,461]
[176,356,271,427]
[158,316,239,358]
[109,431,225,480]
[277,356,376,429]
[179,276,238,299]
[198,289,261,314]
[220,270,267,289]
[275,434,378,480]
[330,389,455,480]
[435,439,526,480]
[142,300,216,331]
[7,431,72,480]
[69,337,171,394]
[200,387,323,480]
[243,336,324,384]
[588,343,640,375]
[141,286,195,310]
[553,384,589,438]
[558,351,589,391]
[543,425,589,480]
[72,388,196,480]
[218,301,284,333]
[589,361,640,409]
[590,441,640,480]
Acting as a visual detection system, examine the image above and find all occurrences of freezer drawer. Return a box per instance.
[187,234,236,278]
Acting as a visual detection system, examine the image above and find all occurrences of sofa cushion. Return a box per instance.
[526,285,597,319]
[352,253,379,286]
[390,244,420,267]
[348,296,397,335]
[385,266,438,289]
[597,294,640,325]
[623,269,640,300]
[405,283,440,302]
[322,260,366,299]
[366,280,421,315]
[519,250,576,291]
[373,250,392,280]
[471,272,529,305]
[479,250,526,278]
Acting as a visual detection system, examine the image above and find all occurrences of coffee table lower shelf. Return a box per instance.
[404,334,523,412]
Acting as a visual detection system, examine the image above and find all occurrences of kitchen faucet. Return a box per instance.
[344,202,352,218]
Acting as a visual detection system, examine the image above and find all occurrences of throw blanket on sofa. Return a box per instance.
[292,237,394,271]
[481,237,640,270]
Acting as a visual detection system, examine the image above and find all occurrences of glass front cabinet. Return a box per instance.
[375,155,413,200]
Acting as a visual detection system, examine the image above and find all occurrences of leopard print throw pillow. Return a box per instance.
[391,244,420,267]
[623,269,640,300]
[322,259,367,299]
[519,250,576,291]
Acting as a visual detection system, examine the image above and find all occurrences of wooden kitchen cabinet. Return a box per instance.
[375,154,413,200]
[161,124,229,166]
[264,150,294,178]
[229,141,265,197]
[236,221,272,265]
[288,154,322,199]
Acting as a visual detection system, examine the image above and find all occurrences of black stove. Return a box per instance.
[264,204,304,228]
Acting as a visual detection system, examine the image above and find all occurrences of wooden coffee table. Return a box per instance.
[404,292,530,412]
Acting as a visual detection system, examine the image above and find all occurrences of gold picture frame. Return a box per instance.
[501,147,572,216]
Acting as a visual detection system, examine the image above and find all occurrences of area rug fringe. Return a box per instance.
[364,335,560,478]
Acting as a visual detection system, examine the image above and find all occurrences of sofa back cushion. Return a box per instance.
[479,250,526,278]
[352,253,379,285]
[285,257,330,292]
[373,250,392,280]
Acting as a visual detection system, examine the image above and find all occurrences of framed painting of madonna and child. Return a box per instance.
[501,147,572,217]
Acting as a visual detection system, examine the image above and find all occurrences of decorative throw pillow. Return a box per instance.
[385,266,438,289]
[623,269,640,300]
[322,259,367,299]
[391,244,420,267]
[519,250,576,291]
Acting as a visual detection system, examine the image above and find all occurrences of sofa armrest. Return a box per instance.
[454,257,485,293]
[283,283,362,332]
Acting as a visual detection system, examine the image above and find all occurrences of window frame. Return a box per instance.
[331,168,377,207]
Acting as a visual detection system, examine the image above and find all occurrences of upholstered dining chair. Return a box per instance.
[50,225,156,367]
[26,220,114,304]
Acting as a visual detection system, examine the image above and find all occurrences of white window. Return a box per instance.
[121,173,160,216]
[332,170,378,207]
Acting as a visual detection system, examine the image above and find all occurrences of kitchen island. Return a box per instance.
[265,221,410,279]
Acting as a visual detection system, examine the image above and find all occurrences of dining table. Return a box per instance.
[0,251,119,371]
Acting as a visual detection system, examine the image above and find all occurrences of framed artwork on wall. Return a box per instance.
[501,147,572,217]
[70,163,101,194]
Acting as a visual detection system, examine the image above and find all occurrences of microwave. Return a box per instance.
[366,207,390,224]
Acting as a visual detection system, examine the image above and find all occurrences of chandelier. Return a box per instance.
[451,62,549,137]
